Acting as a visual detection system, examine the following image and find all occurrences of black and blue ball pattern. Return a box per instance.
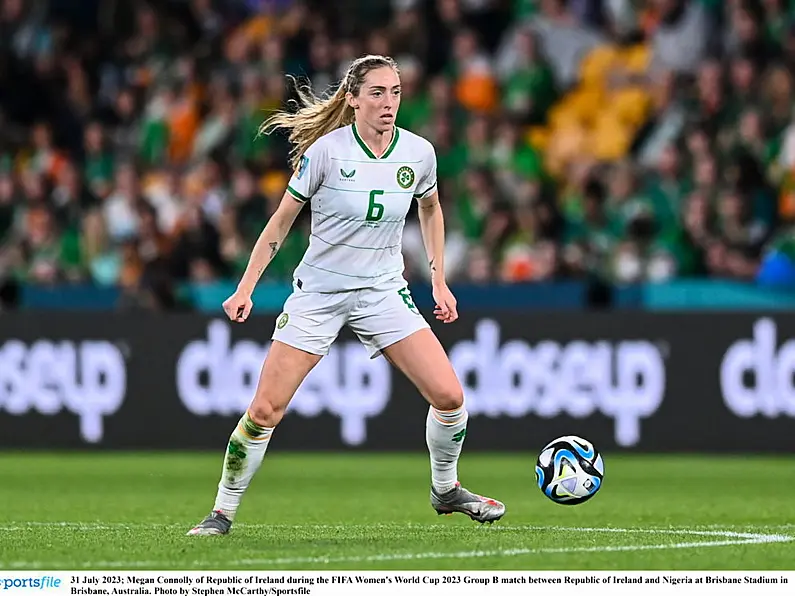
[535,435,604,505]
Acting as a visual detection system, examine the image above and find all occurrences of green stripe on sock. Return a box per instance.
[242,412,268,438]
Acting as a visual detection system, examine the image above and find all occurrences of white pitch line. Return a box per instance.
[496,527,779,540]
[1,522,793,535]
[0,526,791,569]
[199,533,795,568]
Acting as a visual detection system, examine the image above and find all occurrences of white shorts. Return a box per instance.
[271,280,430,359]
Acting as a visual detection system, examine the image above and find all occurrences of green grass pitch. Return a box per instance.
[0,452,793,570]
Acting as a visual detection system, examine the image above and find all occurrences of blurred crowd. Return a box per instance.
[2,0,795,307]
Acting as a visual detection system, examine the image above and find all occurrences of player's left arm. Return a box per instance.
[417,191,458,323]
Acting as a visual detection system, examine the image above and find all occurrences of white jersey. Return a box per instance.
[284,123,437,293]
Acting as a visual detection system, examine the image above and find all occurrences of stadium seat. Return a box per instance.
[540,43,652,173]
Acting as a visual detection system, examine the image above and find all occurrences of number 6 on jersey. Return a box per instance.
[367,189,385,222]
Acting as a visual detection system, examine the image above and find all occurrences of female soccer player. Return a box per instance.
[188,55,505,535]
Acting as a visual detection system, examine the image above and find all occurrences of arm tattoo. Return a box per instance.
[269,242,279,260]
[429,259,437,277]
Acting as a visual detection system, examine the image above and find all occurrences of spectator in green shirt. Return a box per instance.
[499,28,558,125]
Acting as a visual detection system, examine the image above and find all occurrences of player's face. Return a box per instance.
[351,67,401,133]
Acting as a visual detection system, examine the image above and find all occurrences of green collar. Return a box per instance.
[351,122,400,159]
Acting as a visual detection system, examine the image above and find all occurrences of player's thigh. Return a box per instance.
[348,284,462,409]
[382,328,463,411]
[249,340,322,427]
[271,288,349,357]
[251,289,349,426]
[348,283,429,359]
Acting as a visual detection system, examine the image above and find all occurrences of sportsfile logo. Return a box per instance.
[0,576,61,590]
[176,320,391,445]
[721,318,795,417]
[449,319,667,447]
[0,338,126,443]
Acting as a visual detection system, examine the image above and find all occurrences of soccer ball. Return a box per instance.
[535,435,604,505]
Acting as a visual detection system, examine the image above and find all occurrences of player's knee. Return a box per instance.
[430,383,464,412]
[248,399,285,429]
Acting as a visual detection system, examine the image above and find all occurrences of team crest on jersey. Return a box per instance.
[276,313,289,329]
[396,166,415,189]
[296,155,309,180]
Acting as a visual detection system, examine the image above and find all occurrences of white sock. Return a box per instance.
[426,404,468,494]
[213,410,273,521]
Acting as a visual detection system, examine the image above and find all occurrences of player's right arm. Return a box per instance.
[222,194,304,322]
[223,141,328,322]
[239,194,305,293]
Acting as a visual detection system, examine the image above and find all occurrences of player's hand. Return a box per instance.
[432,282,458,324]
[223,290,254,323]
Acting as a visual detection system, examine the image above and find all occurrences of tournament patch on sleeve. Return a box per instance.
[296,155,309,180]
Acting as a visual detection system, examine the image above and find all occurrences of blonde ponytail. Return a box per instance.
[259,78,354,171]
[259,55,399,171]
